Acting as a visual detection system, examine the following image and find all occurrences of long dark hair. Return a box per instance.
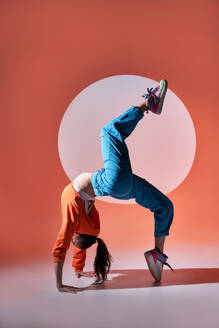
[94,238,113,283]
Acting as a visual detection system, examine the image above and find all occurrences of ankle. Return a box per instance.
[137,100,149,113]
[155,246,163,254]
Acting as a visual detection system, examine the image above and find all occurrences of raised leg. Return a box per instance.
[92,106,144,197]
[101,105,144,142]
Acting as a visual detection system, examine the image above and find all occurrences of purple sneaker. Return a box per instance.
[142,79,168,115]
[144,246,174,282]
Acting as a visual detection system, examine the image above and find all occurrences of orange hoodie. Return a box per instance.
[52,182,100,272]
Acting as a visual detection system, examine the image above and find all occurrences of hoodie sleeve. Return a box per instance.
[72,245,87,272]
[52,202,76,262]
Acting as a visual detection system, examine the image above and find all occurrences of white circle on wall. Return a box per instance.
[58,75,196,204]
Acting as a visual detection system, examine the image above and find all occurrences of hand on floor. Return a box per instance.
[57,284,84,293]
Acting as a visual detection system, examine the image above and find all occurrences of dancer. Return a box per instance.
[52,79,174,293]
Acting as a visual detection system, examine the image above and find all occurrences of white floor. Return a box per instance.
[1,246,219,328]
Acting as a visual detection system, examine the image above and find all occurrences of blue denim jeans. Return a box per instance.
[92,106,174,237]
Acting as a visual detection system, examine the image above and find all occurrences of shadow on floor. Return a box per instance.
[86,268,219,290]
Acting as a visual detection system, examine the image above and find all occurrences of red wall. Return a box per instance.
[1,0,218,265]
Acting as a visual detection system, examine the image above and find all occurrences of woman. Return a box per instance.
[52,79,174,293]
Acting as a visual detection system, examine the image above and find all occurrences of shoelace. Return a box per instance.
[142,87,159,113]
[142,87,159,100]
[155,248,175,272]
[163,261,174,272]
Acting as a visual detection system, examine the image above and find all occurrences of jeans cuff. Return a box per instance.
[133,106,144,118]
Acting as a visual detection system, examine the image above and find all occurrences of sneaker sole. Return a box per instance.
[155,79,168,115]
[144,251,162,282]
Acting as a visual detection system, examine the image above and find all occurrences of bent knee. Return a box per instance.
[164,198,174,217]
[167,198,174,211]
[155,197,174,217]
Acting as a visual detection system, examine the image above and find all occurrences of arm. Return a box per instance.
[72,245,87,274]
[54,262,83,293]
[52,204,82,292]
[72,245,95,278]
[54,261,64,286]
[73,205,100,278]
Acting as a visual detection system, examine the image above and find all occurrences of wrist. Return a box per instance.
[56,282,63,288]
